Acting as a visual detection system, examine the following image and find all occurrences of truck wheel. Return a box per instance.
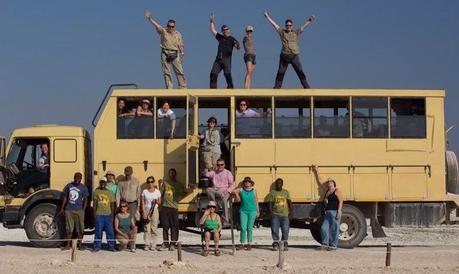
[339,204,367,248]
[24,203,65,248]
[309,205,367,248]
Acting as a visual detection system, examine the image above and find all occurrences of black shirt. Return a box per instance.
[325,190,339,211]
[215,33,239,59]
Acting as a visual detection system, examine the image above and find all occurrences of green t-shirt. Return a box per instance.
[161,180,183,209]
[94,188,115,216]
[106,183,118,196]
[268,189,291,217]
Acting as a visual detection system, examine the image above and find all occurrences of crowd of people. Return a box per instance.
[59,162,343,255]
[144,9,316,89]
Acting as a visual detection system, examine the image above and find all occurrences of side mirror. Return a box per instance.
[0,136,5,167]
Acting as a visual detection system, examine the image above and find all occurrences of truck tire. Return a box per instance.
[446,150,459,194]
[24,203,65,248]
[309,204,367,248]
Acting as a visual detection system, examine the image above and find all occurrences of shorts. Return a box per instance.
[244,54,256,65]
[65,210,85,233]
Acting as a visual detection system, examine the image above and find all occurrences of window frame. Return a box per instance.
[116,96,154,140]
[234,97,273,139]
[312,96,350,139]
[389,97,427,139]
[351,96,389,139]
[274,96,312,139]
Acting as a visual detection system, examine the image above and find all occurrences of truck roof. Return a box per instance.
[11,125,88,138]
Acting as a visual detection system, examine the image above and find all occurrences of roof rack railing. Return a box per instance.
[92,83,138,127]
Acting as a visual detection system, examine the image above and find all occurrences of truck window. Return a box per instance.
[235,97,272,138]
[390,98,426,138]
[275,97,311,138]
[313,97,350,138]
[117,97,154,139]
[352,97,388,138]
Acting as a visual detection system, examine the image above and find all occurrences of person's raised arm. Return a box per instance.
[300,14,316,33]
[145,10,163,31]
[209,12,218,36]
[263,11,280,32]
[312,165,327,189]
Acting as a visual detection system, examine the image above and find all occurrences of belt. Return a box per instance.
[127,201,138,204]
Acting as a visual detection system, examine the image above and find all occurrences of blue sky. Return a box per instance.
[1,0,458,152]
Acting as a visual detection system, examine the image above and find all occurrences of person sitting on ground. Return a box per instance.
[157,101,177,139]
[199,201,222,256]
[268,178,292,251]
[202,159,234,223]
[233,176,259,251]
[199,116,221,170]
[141,176,161,251]
[115,200,137,252]
[312,165,344,250]
[136,99,153,117]
[93,178,116,252]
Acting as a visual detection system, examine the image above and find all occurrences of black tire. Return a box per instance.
[309,204,367,248]
[446,150,459,194]
[24,203,65,248]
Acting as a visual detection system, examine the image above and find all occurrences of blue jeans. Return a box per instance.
[271,215,290,242]
[320,210,340,247]
[94,215,115,249]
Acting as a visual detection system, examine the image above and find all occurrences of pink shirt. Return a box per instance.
[203,169,234,193]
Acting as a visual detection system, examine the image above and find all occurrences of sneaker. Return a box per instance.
[316,245,328,251]
[130,248,136,253]
[272,242,279,251]
[92,248,100,253]
[327,246,337,251]
[143,245,149,251]
[283,242,289,251]
[108,247,117,252]
[236,244,245,251]
[246,244,252,251]
[168,244,175,251]
[159,243,168,251]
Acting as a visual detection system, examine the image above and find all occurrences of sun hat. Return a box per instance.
[141,99,151,105]
[208,201,217,208]
[106,170,115,177]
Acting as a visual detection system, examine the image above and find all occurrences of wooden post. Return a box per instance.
[277,241,285,269]
[71,239,77,263]
[385,243,391,267]
[177,242,182,262]
[230,198,235,255]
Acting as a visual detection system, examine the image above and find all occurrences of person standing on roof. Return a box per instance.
[243,25,256,89]
[145,10,187,89]
[263,11,315,89]
[209,12,240,89]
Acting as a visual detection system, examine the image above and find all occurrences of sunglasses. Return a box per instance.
[217,163,225,166]
[121,205,128,208]
[286,24,293,27]
[240,103,247,106]
[246,30,253,32]
[208,206,216,209]
[223,28,229,31]
[167,25,175,28]
[147,181,154,183]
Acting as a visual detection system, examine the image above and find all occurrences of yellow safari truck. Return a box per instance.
[1,85,458,248]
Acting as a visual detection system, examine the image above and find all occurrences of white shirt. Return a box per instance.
[157,108,176,120]
[236,109,258,118]
[142,189,161,209]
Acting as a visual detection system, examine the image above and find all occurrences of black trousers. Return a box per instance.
[210,57,234,89]
[160,206,179,243]
[274,53,310,89]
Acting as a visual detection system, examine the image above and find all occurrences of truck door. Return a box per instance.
[186,95,199,187]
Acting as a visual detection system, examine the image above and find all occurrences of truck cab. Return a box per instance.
[0,125,91,247]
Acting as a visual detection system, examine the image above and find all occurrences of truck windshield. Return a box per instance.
[6,140,22,167]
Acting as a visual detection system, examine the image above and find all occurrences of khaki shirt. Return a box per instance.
[157,27,183,51]
[116,177,141,206]
[277,28,301,55]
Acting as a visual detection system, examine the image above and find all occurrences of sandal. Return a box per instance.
[236,245,245,251]
[245,244,252,251]
[215,249,221,256]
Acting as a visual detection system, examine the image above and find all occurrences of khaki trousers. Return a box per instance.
[161,51,187,89]
[143,207,159,247]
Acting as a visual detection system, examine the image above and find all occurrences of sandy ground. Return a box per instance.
[0,225,458,273]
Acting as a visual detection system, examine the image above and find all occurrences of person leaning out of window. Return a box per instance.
[312,165,344,251]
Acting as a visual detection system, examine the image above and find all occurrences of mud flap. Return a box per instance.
[370,202,386,238]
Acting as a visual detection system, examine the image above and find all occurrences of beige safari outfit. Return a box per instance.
[157,27,187,89]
